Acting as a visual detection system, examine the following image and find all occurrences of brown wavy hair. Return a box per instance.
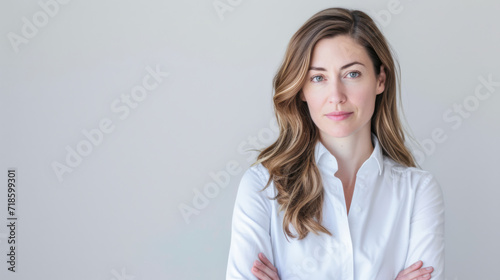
[252,7,417,240]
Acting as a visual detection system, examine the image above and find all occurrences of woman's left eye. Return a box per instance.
[346,71,361,78]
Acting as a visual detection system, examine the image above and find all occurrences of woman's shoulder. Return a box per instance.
[381,156,445,212]
[238,162,275,197]
[382,156,438,186]
[381,156,443,200]
[246,162,270,181]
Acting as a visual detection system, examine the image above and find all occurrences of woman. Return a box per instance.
[226,7,445,280]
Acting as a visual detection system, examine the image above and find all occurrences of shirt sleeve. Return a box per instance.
[226,166,276,280]
[404,173,446,279]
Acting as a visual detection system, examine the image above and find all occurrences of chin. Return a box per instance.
[320,128,356,139]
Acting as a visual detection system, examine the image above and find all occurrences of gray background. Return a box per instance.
[1,0,499,279]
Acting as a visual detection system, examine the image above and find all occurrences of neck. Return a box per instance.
[319,127,374,184]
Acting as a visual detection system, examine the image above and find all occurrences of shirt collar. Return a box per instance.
[314,133,384,176]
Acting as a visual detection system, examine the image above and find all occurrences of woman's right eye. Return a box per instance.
[310,75,324,83]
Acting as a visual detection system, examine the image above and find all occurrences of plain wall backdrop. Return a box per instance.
[1,0,499,279]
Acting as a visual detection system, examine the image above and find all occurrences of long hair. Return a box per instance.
[253,7,417,240]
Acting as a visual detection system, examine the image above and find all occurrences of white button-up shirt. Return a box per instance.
[226,134,445,280]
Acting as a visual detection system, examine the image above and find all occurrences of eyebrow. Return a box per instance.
[309,61,365,71]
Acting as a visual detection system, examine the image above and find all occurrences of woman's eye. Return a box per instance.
[311,75,324,83]
[346,71,361,78]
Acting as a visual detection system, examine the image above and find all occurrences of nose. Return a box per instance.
[328,78,347,104]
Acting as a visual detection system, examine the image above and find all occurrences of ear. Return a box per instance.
[376,65,386,95]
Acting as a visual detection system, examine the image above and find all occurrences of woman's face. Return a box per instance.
[300,35,386,140]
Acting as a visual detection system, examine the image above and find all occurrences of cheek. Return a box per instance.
[303,95,326,117]
[349,87,378,110]
[301,98,324,127]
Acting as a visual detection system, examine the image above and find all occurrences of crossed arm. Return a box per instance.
[252,253,435,280]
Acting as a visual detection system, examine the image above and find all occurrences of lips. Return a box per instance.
[326,111,351,116]
[325,111,353,121]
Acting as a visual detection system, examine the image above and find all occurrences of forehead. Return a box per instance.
[310,35,370,67]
